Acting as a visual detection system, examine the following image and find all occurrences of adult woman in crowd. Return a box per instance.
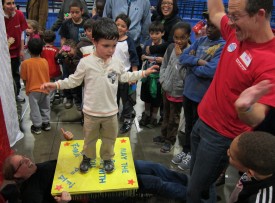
[146,0,182,56]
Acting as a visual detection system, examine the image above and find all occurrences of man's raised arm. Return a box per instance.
[208,0,226,30]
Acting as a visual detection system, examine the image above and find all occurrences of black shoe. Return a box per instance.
[119,121,131,134]
[79,155,91,173]
[139,113,150,126]
[146,118,158,129]
[41,122,51,131]
[160,142,174,153]
[64,99,73,109]
[75,103,82,111]
[104,160,114,173]
[31,125,41,135]
[153,135,165,145]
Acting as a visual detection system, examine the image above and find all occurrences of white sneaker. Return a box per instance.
[16,95,25,103]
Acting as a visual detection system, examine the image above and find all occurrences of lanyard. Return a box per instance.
[127,0,131,16]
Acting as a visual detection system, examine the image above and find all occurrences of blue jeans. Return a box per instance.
[187,119,232,203]
[135,160,188,201]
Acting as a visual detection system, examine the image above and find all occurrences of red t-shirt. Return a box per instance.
[198,15,275,139]
[41,45,61,78]
[5,10,28,58]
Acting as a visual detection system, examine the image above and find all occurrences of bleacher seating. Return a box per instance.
[13,0,275,44]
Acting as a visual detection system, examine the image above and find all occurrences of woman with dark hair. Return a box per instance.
[146,0,182,56]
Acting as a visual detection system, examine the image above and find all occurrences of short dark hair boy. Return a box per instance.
[149,21,164,33]
[115,13,131,29]
[92,17,119,41]
[28,38,43,56]
[83,18,94,31]
[228,131,275,202]
[69,0,83,11]
[43,30,56,44]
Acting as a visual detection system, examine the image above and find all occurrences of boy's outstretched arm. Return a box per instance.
[40,82,57,92]
[144,65,159,77]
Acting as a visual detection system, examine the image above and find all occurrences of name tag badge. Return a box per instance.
[240,51,252,68]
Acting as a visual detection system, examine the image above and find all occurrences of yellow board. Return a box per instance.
[51,138,138,195]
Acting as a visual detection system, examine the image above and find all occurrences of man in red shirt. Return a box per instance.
[186,0,275,202]
[3,0,28,102]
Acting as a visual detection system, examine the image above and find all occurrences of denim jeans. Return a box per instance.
[135,160,188,201]
[187,119,232,203]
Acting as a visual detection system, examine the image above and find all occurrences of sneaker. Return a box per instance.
[160,143,174,153]
[119,121,132,134]
[104,160,114,173]
[31,125,41,135]
[64,99,73,109]
[75,103,82,111]
[41,123,51,131]
[139,112,150,126]
[153,135,165,145]
[79,155,91,173]
[178,153,191,170]
[171,151,187,165]
[146,118,158,129]
[16,95,25,103]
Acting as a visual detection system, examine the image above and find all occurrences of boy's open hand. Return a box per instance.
[145,65,159,76]
[40,82,57,92]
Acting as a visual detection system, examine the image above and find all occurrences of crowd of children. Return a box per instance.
[4,0,218,174]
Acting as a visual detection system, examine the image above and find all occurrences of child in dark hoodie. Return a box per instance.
[75,19,95,61]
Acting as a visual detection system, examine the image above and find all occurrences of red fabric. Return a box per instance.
[5,10,28,58]
[165,92,183,103]
[198,15,275,139]
[0,98,12,185]
[41,45,61,78]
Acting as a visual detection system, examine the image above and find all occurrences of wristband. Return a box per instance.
[55,82,60,90]
[240,106,252,113]
[143,70,147,77]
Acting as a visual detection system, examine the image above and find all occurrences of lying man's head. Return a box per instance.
[3,154,37,182]
[228,131,275,180]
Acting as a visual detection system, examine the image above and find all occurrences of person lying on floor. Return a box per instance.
[3,130,274,203]
[1,153,187,203]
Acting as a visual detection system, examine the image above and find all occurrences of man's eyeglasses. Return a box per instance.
[161,2,173,6]
[227,13,249,23]
[14,156,28,174]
